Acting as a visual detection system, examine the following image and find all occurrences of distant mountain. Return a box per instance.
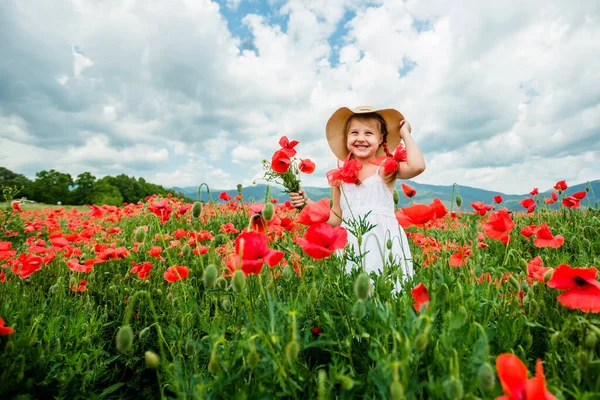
[172,179,599,212]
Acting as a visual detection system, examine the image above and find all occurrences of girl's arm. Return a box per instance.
[396,120,426,180]
[289,187,343,227]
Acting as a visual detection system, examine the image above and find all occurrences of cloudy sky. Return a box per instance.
[1,0,599,195]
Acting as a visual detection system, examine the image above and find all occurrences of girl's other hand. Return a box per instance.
[289,188,307,209]
[399,119,412,139]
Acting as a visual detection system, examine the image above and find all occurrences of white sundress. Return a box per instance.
[338,165,414,287]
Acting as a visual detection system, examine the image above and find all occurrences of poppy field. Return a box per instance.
[1,182,600,399]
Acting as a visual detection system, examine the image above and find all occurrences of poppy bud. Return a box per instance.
[208,349,221,375]
[216,276,228,290]
[354,273,370,300]
[390,381,405,400]
[586,185,590,192]
[520,279,529,293]
[386,238,393,250]
[116,325,134,353]
[282,265,294,281]
[203,264,218,289]
[414,333,428,351]
[185,338,196,356]
[352,300,366,320]
[5,341,14,355]
[455,195,462,207]
[585,330,598,350]
[543,269,554,283]
[393,189,399,206]
[145,350,160,369]
[237,184,243,195]
[340,376,356,391]
[231,270,245,293]
[182,243,192,258]
[285,340,299,364]
[134,226,146,243]
[139,326,151,340]
[477,362,495,392]
[222,298,232,312]
[508,275,520,291]
[247,347,260,369]
[519,258,528,274]
[388,253,393,263]
[550,331,561,346]
[214,233,228,246]
[192,202,202,218]
[262,203,274,221]
[576,350,588,368]
[443,377,464,400]
[318,369,327,400]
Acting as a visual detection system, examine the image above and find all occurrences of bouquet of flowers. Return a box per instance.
[261,136,316,193]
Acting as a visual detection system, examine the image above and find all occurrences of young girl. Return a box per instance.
[290,106,426,288]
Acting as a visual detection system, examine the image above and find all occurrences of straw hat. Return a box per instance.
[325,106,410,160]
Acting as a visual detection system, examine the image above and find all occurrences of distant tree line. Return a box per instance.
[0,167,186,206]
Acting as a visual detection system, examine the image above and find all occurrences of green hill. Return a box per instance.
[172,179,599,212]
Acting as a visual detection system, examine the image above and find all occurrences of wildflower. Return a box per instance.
[546,264,600,313]
[495,354,556,399]
[471,201,493,215]
[544,192,558,204]
[482,209,515,244]
[296,198,330,226]
[520,198,536,213]
[493,195,503,204]
[295,223,347,259]
[0,317,15,335]
[401,183,416,198]
[553,180,567,191]
[218,192,232,202]
[532,223,564,249]
[411,283,429,312]
[298,159,316,174]
[271,149,292,173]
[226,231,284,275]
[164,266,189,282]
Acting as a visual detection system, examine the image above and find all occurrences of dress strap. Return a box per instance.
[375,164,382,174]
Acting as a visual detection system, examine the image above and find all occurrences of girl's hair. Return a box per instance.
[345,112,396,184]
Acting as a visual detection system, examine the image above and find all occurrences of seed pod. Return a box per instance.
[192,202,202,218]
[519,258,528,274]
[455,195,462,207]
[478,362,495,392]
[262,203,274,221]
[585,330,598,349]
[203,264,218,289]
[354,273,370,300]
[237,184,243,195]
[216,276,228,291]
[139,326,151,340]
[393,189,399,206]
[181,243,192,258]
[543,269,554,283]
[231,270,245,293]
[508,275,520,291]
[134,226,146,243]
[145,350,160,369]
[442,377,464,400]
[116,325,134,353]
[285,340,299,364]
[185,338,196,356]
[390,381,405,400]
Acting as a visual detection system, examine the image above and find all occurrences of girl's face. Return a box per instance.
[346,117,383,161]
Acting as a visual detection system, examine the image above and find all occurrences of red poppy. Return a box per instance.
[553,180,567,191]
[227,231,284,275]
[572,191,586,200]
[471,201,493,215]
[311,327,323,337]
[530,188,539,196]
[0,242,16,261]
[278,136,299,157]
[70,279,87,293]
[164,266,189,282]
[402,183,416,198]
[430,198,449,219]
[271,149,292,173]
[220,223,240,234]
[493,195,503,204]
[482,209,514,244]
[295,223,347,259]
[544,191,558,204]
[148,246,166,261]
[520,198,536,213]
[396,203,435,228]
[527,256,550,283]
[411,283,429,312]
[520,225,538,238]
[562,196,580,208]
[532,223,564,248]
[67,258,96,273]
[12,254,43,279]
[130,261,153,279]
[296,198,331,226]
[0,317,15,335]
[496,354,556,400]
[326,157,363,186]
[298,159,316,174]
[11,201,22,212]
[449,251,469,267]
[148,199,173,223]
[546,264,600,313]
[219,192,232,201]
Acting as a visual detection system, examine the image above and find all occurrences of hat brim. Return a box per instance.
[326,107,409,161]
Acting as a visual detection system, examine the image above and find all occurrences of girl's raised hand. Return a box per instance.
[399,119,412,138]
